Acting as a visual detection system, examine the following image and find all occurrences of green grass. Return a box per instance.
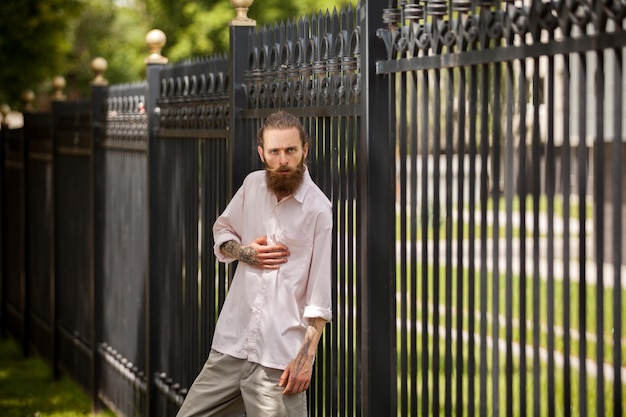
[392,191,625,416]
[399,194,594,241]
[0,337,116,417]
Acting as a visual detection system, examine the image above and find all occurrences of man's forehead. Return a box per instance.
[262,127,302,148]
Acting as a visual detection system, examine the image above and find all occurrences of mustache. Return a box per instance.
[265,165,293,173]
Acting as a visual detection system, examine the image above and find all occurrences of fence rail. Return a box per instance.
[1,1,624,416]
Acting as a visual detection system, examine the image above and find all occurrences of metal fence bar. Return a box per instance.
[504,59,515,417]
[561,51,573,417]
[51,99,96,404]
[610,45,623,417]
[419,66,430,417]
[360,0,395,415]
[23,111,54,366]
[1,126,25,349]
[0,121,4,339]
[575,48,589,417]
[593,46,606,417]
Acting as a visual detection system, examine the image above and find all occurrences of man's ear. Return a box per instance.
[257,145,265,163]
[303,142,309,159]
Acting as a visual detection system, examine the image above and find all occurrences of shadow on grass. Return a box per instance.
[0,337,116,417]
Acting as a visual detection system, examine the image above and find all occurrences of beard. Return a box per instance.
[265,160,305,198]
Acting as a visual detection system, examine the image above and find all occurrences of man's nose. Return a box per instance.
[278,152,289,165]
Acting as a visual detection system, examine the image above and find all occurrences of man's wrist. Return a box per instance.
[238,245,258,265]
[220,240,258,265]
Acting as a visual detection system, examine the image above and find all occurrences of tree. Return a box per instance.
[0,0,355,108]
[144,0,354,62]
[0,0,83,109]
[68,0,150,98]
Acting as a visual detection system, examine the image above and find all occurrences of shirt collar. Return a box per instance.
[292,166,312,203]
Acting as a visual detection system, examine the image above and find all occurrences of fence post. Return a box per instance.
[22,101,31,360]
[0,104,7,339]
[144,29,168,417]
[90,58,108,414]
[228,0,256,192]
[359,1,396,416]
[20,86,33,342]
[21,91,36,360]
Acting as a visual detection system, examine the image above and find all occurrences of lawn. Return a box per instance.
[0,337,116,417]
[391,193,625,417]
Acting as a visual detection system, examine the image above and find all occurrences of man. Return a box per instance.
[176,111,333,417]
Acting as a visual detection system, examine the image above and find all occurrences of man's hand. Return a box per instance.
[220,237,289,269]
[279,317,327,395]
[279,351,314,395]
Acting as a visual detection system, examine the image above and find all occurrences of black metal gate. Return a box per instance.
[375,1,625,416]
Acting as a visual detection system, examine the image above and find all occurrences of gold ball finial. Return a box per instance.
[22,89,36,110]
[229,0,256,26]
[91,57,109,86]
[52,76,67,101]
[145,29,168,64]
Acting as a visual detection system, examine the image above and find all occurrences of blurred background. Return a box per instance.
[0,0,353,111]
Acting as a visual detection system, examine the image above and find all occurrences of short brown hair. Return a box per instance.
[256,111,309,148]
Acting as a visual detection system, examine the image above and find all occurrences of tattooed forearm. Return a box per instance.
[292,318,325,373]
[291,322,316,375]
[280,317,328,394]
[220,240,258,265]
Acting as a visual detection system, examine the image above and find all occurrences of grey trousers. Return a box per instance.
[175,350,307,417]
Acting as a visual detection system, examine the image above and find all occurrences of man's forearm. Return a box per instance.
[220,240,258,265]
[293,318,327,369]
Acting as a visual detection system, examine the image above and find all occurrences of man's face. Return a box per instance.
[258,127,308,198]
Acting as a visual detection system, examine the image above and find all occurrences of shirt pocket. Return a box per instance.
[279,234,312,282]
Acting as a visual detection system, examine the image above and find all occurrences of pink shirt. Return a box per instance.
[211,169,333,370]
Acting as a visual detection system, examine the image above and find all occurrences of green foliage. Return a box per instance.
[0,337,116,417]
[0,0,356,108]
[0,0,83,108]
[146,0,355,61]
[68,0,149,97]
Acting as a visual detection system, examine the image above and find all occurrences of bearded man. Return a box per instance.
[176,111,333,417]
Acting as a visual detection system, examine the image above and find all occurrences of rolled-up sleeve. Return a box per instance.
[212,185,246,264]
[303,208,333,322]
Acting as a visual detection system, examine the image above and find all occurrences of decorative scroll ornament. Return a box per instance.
[105,83,148,147]
[378,0,626,59]
[157,58,230,131]
[243,5,360,110]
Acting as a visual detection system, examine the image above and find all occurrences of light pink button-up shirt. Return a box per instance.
[211,169,333,370]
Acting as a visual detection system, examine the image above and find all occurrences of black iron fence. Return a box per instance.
[1,1,624,416]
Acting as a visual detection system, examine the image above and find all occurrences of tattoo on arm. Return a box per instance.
[292,318,324,375]
[221,240,258,265]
